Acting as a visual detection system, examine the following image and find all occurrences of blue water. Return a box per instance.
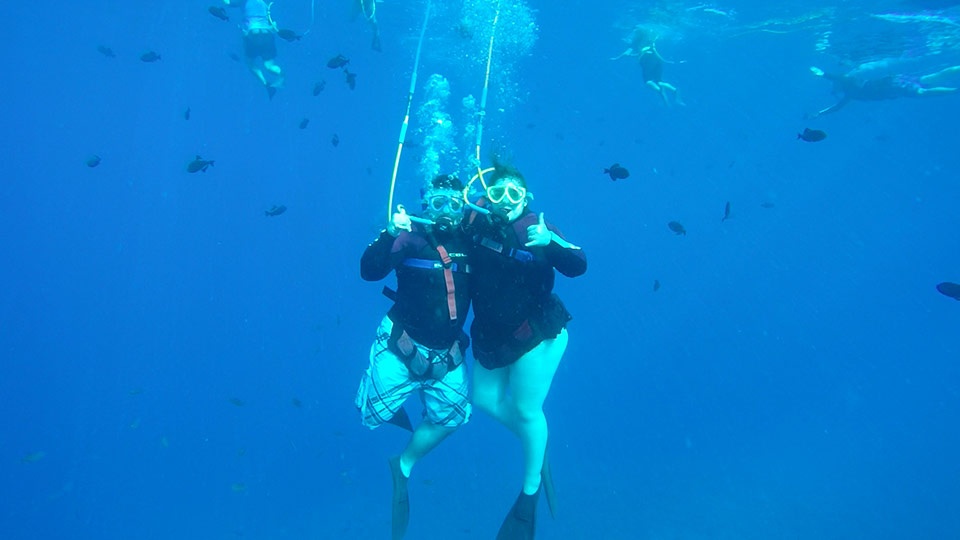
[2,0,959,538]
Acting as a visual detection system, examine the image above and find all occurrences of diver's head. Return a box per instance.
[484,163,531,223]
[421,174,465,232]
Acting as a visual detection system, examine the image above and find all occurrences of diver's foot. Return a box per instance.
[496,487,540,540]
[389,456,410,540]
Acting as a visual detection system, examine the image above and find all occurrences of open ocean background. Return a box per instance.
[2,0,959,538]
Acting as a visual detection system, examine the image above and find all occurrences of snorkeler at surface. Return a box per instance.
[808,64,960,117]
[224,0,285,97]
[612,26,684,107]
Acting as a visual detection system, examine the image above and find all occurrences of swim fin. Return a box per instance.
[386,407,414,432]
[496,487,540,540]
[541,450,557,519]
[389,456,410,540]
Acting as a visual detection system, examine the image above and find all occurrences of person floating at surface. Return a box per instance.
[355,0,382,51]
[356,174,472,540]
[224,0,284,97]
[808,64,960,117]
[463,162,587,540]
[612,27,684,106]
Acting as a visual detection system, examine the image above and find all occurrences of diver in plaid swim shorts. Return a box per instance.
[356,174,471,540]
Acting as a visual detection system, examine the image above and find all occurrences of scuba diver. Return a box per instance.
[224,0,284,97]
[356,174,472,540]
[809,65,960,117]
[462,162,587,539]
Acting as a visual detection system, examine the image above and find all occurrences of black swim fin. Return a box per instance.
[541,450,557,519]
[386,407,413,432]
[389,456,409,540]
[496,487,540,540]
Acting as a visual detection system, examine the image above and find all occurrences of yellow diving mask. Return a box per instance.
[485,181,527,205]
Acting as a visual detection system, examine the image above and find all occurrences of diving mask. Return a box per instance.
[485,181,527,205]
[427,194,464,213]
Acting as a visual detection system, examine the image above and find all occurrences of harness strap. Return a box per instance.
[477,236,534,262]
[435,244,458,321]
[401,258,470,273]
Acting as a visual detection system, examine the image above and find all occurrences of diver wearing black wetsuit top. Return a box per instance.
[463,163,586,540]
[356,174,472,540]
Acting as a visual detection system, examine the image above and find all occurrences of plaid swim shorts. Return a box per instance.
[355,316,471,429]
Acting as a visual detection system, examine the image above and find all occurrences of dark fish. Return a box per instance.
[331,134,340,147]
[797,128,826,142]
[228,397,245,407]
[229,52,241,62]
[292,397,302,408]
[266,85,277,100]
[184,107,191,120]
[344,69,357,90]
[140,51,161,62]
[86,155,101,168]
[936,282,960,300]
[760,201,776,209]
[603,163,630,181]
[327,54,349,69]
[277,29,302,42]
[721,201,731,221]
[208,6,229,21]
[653,279,661,292]
[298,118,309,129]
[265,205,287,217]
[97,45,116,58]
[667,221,686,235]
[186,155,214,173]
[312,80,326,95]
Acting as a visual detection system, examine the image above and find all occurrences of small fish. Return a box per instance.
[327,54,350,69]
[667,221,686,235]
[128,388,143,395]
[86,155,101,168]
[229,52,241,62]
[653,279,661,292]
[21,451,45,464]
[721,201,731,221]
[936,282,960,301]
[140,51,161,63]
[186,155,214,173]
[184,107,191,120]
[312,80,326,96]
[265,204,287,217]
[228,397,245,407]
[160,436,169,448]
[760,202,776,209]
[208,6,229,21]
[231,483,247,493]
[603,163,630,181]
[797,128,826,142]
[298,118,309,129]
[344,70,357,90]
[277,29,302,42]
[129,418,141,429]
[331,134,340,147]
[97,45,116,58]
[292,397,303,408]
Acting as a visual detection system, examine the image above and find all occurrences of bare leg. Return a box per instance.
[509,330,567,494]
[920,65,960,85]
[646,80,669,106]
[398,421,456,476]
